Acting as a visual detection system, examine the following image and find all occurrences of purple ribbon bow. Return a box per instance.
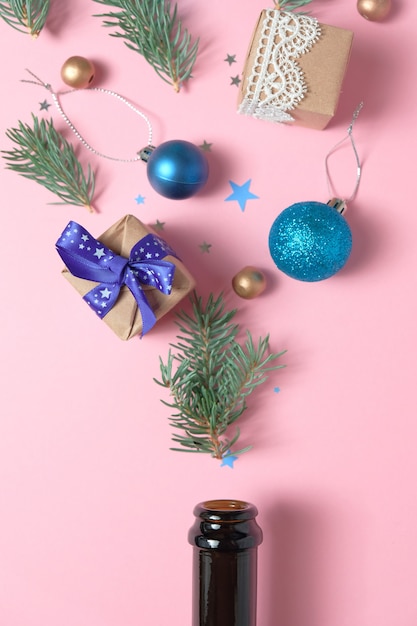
[56,221,177,335]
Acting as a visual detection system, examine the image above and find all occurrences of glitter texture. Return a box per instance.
[268,201,352,282]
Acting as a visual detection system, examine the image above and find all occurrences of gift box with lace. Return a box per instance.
[237,8,353,130]
[56,214,195,340]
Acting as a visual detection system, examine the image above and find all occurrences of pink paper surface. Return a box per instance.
[1,1,416,625]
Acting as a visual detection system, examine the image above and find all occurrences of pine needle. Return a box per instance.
[273,0,313,12]
[154,292,286,460]
[0,0,50,37]
[93,0,199,92]
[2,114,96,212]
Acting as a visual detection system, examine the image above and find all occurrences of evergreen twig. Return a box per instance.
[0,0,50,37]
[92,0,199,92]
[2,115,96,212]
[273,0,313,12]
[155,292,286,460]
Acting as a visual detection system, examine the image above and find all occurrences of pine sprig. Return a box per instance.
[2,115,96,212]
[273,0,313,12]
[155,292,286,460]
[0,0,50,37]
[93,0,199,92]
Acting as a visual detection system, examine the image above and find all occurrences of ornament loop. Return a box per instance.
[22,69,154,163]
[21,70,209,200]
[325,102,364,206]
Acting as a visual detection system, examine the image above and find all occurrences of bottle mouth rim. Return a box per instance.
[193,499,259,522]
[203,499,250,512]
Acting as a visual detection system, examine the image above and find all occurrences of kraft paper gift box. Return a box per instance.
[238,9,354,130]
[56,214,195,340]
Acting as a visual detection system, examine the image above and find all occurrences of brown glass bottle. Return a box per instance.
[188,499,263,626]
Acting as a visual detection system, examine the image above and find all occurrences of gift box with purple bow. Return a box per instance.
[56,214,195,340]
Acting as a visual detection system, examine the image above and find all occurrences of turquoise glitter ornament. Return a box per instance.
[269,199,352,282]
[268,103,364,283]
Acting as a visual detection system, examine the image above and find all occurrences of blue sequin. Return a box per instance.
[268,201,352,282]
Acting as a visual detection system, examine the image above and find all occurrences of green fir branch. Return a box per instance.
[0,0,50,37]
[273,0,313,12]
[2,114,96,212]
[93,0,199,92]
[155,292,286,460]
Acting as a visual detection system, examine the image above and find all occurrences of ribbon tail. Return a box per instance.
[126,275,157,335]
[84,283,121,318]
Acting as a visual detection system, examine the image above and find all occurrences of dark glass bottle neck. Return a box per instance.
[189,500,263,551]
[189,500,262,626]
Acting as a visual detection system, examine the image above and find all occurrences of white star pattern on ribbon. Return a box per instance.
[94,248,105,259]
[56,223,179,330]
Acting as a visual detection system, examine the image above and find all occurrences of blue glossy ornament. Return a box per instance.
[146,140,209,200]
[268,201,352,282]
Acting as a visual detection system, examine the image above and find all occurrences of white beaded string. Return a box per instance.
[22,69,154,163]
[325,102,364,205]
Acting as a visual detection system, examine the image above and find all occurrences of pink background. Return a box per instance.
[1,1,416,624]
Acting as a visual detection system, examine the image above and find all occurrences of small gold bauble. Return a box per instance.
[61,56,95,89]
[232,266,267,299]
[357,0,391,21]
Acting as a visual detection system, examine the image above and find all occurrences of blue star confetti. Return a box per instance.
[225,179,259,212]
[221,451,238,468]
[39,100,51,111]
[135,194,145,204]
[274,387,281,393]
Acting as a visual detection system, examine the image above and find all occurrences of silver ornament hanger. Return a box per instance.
[22,69,210,201]
[324,101,364,214]
[22,69,155,163]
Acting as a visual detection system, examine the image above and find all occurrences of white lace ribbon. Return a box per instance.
[239,9,321,123]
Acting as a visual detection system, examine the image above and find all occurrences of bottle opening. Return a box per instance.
[203,500,249,512]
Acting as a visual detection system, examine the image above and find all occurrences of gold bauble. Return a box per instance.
[61,56,95,89]
[232,266,267,299]
[357,0,391,21]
